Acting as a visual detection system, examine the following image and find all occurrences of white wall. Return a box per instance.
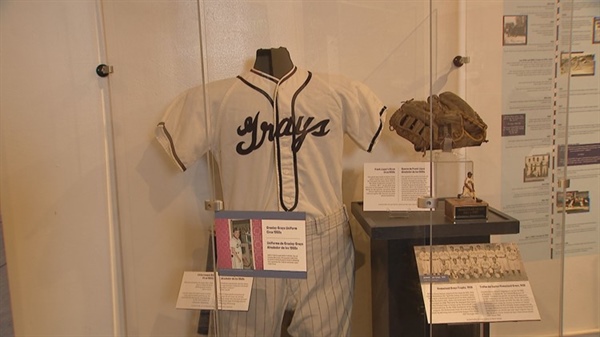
[0,2,121,335]
[2,1,597,337]
[100,2,213,335]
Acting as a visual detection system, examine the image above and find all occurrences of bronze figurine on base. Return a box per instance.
[446,172,488,221]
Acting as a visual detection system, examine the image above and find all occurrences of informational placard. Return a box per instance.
[501,0,600,260]
[363,162,431,211]
[415,243,540,324]
[175,272,253,311]
[214,210,307,279]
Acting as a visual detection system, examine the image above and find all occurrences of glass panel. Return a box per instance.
[197,1,435,336]
[466,0,562,335]
[463,0,599,336]
[100,1,218,336]
[1,2,120,335]
[555,1,599,336]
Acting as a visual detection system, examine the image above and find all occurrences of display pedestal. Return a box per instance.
[351,200,520,337]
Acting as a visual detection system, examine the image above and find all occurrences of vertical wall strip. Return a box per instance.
[458,0,467,98]
[94,1,127,336]
[550,0,561,260]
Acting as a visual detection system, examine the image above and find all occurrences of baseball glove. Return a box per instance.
[389,92,488,153]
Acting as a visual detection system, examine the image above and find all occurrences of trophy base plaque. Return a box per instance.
[445,197,488,221]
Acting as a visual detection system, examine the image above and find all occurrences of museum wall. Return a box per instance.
[1,1,597,337]
[0,2,120,335]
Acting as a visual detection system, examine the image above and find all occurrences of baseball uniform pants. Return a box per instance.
[216,206,354,337]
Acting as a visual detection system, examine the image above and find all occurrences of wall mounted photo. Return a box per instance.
[503,15,528,46]
[556,190,591,214]
[560,52,596,76]
[523,153,550,182]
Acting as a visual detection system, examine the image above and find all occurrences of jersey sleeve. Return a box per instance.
[155,86,210,171]
[341,79,387,152]
[155,78,234,171]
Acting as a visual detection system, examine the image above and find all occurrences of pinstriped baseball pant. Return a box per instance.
[217,207,355,337]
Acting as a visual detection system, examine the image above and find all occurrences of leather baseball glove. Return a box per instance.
[389,92,488,153]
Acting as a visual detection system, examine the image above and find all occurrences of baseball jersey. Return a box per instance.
[156,66,386,218]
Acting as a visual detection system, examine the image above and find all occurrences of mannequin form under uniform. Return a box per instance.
[253,47,295,79]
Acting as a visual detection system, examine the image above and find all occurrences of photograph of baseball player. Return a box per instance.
[156,46,387,336]
[229,219,255,270]
[230,227,244,269]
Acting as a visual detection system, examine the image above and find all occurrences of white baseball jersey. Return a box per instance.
[156,66,386,336]
[156,66,386,218]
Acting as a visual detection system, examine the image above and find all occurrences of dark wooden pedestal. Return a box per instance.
[351,200,520,337]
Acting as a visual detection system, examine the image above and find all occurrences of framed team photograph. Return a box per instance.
[593,17,600,44]
[414,243,529,283]
[523,153,549,182]
[413,243,540,324]
[503,15,528,46]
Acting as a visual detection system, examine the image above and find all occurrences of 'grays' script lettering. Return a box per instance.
[236,111,330,155]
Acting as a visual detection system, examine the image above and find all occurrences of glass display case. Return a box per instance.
[1,1,598,337]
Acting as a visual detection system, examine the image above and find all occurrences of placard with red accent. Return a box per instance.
[214,210,307,279]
